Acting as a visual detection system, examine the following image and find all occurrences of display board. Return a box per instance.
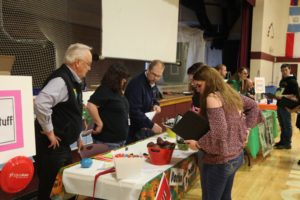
[0,76,35,164]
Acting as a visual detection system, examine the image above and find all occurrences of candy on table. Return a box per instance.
[114,153,144,158]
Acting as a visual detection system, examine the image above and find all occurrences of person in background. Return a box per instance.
[246,78,255,100]
[86,63,130,150]
[228,67,249,94]
[274,64,299,149]
[34,43,92,200]
[187,62,204,113]
[215,64,227,79]
[125,60,165,144]
[187,62,205,177]
[185,66,262,200]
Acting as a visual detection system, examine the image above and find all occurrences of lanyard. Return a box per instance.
[92,167,116,200]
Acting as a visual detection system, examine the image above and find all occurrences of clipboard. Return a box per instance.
[172,111,209,140]
[264,88,284,99]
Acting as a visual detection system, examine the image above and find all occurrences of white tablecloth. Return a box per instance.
[62,133,196,200]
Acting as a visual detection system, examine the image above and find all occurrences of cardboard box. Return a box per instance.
[114,157,145,179]
[0,55,15,75]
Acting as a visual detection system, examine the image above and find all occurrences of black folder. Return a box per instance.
[172,111,209,140]
[263,93,277,99]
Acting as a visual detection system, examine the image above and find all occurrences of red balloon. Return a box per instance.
[0,156,34,193]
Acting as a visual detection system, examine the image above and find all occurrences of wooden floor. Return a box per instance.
[183,114,300,200]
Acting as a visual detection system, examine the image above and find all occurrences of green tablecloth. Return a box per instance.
[246,110,278,158]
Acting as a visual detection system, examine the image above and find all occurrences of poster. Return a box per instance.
[254,77,266,94]
[169,168,184,186]
[0,91,23,151]
[0,76,35,164]
[259,115,274,157]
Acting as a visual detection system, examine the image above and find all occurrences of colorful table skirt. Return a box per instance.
[246,110,278,158]
[50,134,198,200]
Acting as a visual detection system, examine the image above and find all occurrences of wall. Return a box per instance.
[250,0,300,86]
[252,0,289,55]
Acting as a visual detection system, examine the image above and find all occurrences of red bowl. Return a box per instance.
[147,147,174,165]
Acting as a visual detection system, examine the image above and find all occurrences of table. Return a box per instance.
[50,134,198,200]
[246,110,278,158]
[258,103,277,111]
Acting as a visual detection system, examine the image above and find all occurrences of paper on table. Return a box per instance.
[80,129,93,137]
[145,111,156,120]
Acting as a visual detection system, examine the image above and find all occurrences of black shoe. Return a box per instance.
[298,160,300,165]
[274,144,291,149]
[274,142,283,147]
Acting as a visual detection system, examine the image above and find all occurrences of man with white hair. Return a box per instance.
[34,43,92,200]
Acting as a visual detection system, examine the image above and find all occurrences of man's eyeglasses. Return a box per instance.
[80,60,92,68]
[149,71,162,79]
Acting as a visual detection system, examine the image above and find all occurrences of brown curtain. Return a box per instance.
[247,0,256,6]
[239,0,255,69]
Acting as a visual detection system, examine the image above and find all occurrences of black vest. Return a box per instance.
[36,65,83,146]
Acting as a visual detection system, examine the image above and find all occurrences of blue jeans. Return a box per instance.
[93,139,126,150]
[201,153,244,200]
[277,106,292,145]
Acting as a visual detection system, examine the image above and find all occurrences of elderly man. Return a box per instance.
[125,60,165,144]
[34,43,92,200]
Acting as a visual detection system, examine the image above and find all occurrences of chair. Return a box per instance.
[78,143,109,158]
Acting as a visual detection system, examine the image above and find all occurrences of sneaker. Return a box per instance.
[274,144,291,149]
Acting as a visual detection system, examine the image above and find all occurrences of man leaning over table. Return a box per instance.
[125,60,165,144]
[34,43,93,200]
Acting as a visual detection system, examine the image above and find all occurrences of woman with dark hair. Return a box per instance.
[228,67,249,94]
[87,63,130,150]
[187,62,204,113]
[185,66,262,200]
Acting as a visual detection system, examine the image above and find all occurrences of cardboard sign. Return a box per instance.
[155,173,171,200]
[254,77,266,94]
[169,168,184,186]
[0,76,35,165]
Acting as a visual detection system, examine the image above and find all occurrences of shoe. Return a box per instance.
[298,160,300,165]
[274,144,291,149]
[274,142,283,147]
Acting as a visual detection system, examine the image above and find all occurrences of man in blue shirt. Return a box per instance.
[125,60,165,144]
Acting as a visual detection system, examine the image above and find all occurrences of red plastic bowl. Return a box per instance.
[148,147,174,165]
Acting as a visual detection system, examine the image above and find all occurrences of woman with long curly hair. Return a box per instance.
[185,66,262,200]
